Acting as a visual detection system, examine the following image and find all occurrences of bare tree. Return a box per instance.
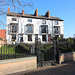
[0,0,33,29]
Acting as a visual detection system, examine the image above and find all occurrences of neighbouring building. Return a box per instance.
[0,29,6,40]
[0,29,6,45]
[7,7,64,44]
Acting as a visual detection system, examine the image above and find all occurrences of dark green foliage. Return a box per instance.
[58,37,74,52]
[41,44,54,61]
[15,45,31,54]
[15,45,30,54]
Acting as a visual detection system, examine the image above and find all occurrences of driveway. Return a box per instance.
[9,62,75,75]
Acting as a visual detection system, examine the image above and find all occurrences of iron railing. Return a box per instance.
[0,43,34,60]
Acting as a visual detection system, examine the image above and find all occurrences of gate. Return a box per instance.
[35,38,56,67]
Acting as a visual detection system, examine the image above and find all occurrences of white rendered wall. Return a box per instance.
[7,16,64,44]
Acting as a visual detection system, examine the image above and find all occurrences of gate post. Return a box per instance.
[73,38,75,51]
[53,36,59,64]
[54,40,56,63]
[35,38,41,67]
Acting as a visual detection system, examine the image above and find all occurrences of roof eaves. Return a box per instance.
[7,12,63,21]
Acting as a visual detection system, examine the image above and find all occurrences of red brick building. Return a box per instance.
[0,30,6,40]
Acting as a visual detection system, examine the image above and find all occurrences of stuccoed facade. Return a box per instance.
[7,8,64,44]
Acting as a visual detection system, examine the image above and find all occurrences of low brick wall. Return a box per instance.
[59,52,75,64]
[0,56,37,75]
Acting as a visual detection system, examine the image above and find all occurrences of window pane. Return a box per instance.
[41,26,48,33]
[28,19,32,22]
[12,35,16,40]
[26,24,33,33]
[28,26,32,33]
[55,21,59,25]
[12,18,16,21]
[42,20,46,24]
[11,25,17,33]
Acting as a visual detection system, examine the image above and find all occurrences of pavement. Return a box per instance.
[9,61,75,75]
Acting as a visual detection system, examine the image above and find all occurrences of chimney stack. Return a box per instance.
[8,7,10,13]
[34,8,38,17]
[45,10,50,18]
[22,9,24,15]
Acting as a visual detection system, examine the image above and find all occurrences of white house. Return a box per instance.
[6,8,64,44]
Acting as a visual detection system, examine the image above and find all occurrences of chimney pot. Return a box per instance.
[34,8,38,17]
[22,9,24,15]
[45,10,50,18]
[8,7,10,13]
[48,10,50,18]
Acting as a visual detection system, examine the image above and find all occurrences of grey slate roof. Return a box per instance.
[7,12,63,21]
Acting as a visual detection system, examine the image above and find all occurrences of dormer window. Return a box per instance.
[28,19,32,22]
[12,18,16,21]
[42,20,46,24]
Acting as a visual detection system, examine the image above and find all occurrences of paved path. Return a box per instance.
[9,62,75,75]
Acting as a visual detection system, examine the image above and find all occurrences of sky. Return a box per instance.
[0,0,75,38]
[29,0,75,38]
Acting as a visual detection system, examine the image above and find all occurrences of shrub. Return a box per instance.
[15,44,30,54]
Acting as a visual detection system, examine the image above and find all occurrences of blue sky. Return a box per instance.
[30,0,75,38]
[0,0,75,38]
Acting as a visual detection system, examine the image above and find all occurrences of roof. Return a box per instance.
[7,12,63,21]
